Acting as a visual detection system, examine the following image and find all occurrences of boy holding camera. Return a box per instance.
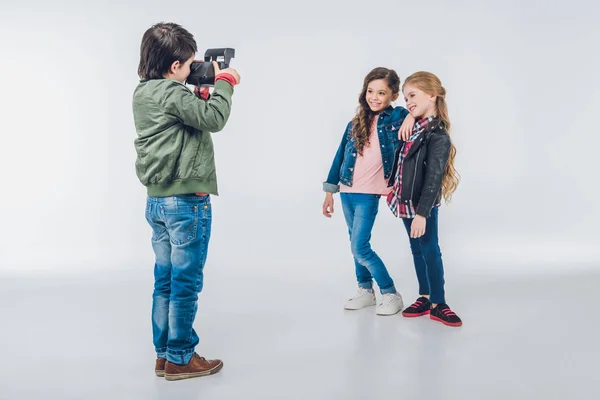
[132,22,240,381]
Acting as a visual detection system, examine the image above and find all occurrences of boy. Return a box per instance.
[132,22,240,381]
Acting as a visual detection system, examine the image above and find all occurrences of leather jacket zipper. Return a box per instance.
[410,147,422,200]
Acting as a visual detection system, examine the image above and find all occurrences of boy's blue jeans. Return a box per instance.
[340,193,397,294]
[145,194,212,365]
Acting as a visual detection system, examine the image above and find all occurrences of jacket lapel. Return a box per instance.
[404,133,426,159]
[404,120,443,159]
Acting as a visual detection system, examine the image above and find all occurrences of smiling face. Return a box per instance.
[403,83,437,119]
[365,79,399,113]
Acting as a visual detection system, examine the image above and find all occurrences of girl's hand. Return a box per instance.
[411,215,426,238]
[323,193,335,218]
[399,114,415,141]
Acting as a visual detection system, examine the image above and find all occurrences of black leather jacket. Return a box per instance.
[387,121,451,218]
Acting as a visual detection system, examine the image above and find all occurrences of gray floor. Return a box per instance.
[0,269,598,400]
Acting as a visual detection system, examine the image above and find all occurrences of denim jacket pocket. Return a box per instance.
[384,122,401,143]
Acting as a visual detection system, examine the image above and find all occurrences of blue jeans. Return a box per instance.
[145,194,212,365]
[341,193,396,294]
[402,206,445,304]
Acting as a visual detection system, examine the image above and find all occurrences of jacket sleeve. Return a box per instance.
[323,122,351,193]
[395,105,410,121]
[162,80,234,133]
[416,132,451,217]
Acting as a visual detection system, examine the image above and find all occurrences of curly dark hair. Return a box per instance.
[352,67,400,155]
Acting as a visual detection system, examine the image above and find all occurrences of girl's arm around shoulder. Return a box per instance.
[395,106,415,140]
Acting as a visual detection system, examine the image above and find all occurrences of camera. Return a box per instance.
[185,48,235,86]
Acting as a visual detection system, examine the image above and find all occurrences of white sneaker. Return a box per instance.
[344,288,376,310]
[376,292,404,316]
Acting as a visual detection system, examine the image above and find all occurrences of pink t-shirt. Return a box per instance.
[340,117,391,195]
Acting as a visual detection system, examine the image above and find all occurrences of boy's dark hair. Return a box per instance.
[137,22,198,80]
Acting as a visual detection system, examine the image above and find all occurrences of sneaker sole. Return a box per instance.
[155,371,165,377]
[376,311,401,316]
[402,310,430,317]
[430,315,463,327]
[344,303,376,310]
[376,307,403,316]
[164,361,224,381]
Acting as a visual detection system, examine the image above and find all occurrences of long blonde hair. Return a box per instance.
[403,71,460,203]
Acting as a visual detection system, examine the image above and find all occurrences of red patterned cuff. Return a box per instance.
[215,73,237,87]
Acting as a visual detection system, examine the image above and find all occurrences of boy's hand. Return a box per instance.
[194,85,211,99]
[213,61,241,84]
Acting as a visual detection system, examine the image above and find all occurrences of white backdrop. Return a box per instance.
[1,0,599,279]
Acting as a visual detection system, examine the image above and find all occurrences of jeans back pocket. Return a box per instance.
[161,201,199,246]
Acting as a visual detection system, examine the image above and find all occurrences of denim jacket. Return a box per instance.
[323,106,409,193]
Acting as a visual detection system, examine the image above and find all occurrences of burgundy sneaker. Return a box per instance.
[402,296,431,317]
[155,358,166,377]
[164,353,223,381]
[430,304,462,327]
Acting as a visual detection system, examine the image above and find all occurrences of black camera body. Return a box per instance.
[186,48,235,86]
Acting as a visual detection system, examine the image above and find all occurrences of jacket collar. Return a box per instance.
[379,105,394,117]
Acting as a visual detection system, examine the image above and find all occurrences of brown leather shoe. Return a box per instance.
[155,358,166,377]
[164,353,223,381]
